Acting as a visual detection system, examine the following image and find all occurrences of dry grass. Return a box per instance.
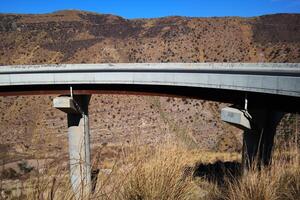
[112,146,200,200]
[225,145,300,200]
[1,143,299,200]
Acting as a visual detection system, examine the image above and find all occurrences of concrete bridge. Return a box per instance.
[0,63,299,197]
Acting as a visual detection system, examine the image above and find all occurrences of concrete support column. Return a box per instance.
[242,110,283,168]
[53,95,91,198]
[221,107,283,169]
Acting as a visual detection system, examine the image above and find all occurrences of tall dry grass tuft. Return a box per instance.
[225,141,300,200]
[115,146,199,200]
[226,168,280,200]
[22,162,75,200]
[277,167,300,200]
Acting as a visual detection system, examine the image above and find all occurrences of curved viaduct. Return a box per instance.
[1,63,300,195]
[0,63,300,110]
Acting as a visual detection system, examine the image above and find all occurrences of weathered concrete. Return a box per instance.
[221,107,251,130]
[221,106,284,169]
[53,96,77,113]
[53,95,91,198]
[1,63,300,97]
[242,110,284,168]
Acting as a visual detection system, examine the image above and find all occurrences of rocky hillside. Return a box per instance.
[0,10,299,167]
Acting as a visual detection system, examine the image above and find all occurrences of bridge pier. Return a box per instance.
[221,107,283,169]
[242,110,283,168]
[53,95,92,198]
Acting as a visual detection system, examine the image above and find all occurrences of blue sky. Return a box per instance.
[0,0,299,18]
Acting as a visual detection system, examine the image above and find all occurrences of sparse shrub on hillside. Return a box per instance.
[18,162,33,174]
[0,168,18,179]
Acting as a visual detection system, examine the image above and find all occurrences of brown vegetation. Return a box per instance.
[1,142,299,200]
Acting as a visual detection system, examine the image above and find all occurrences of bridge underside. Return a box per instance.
[50,92,292,197]
[1,84,299,113]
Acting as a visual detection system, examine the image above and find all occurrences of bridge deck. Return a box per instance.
[0,63,299,97]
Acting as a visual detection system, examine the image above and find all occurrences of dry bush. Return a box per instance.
[225,143,300,200]
[91,145,239,200]
[277,167,300,200]
[194,178,223,200]
[21,163,75,200]
[226,168,280,200]
[113,146,200,200]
